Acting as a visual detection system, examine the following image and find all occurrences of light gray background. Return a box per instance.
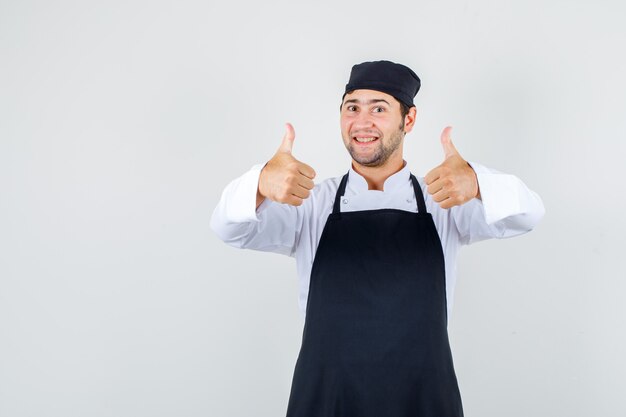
[1,1,625,416]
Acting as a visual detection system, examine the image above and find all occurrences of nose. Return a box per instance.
[353,109,375,129]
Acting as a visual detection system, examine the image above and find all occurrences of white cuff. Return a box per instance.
[227,163,266,223]
[467,160,523,225]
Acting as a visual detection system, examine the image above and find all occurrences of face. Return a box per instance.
[340,89,411,168]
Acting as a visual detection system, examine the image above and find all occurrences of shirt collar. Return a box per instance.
[347,160,411,192]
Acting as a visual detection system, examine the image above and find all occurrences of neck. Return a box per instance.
[352,154,405,191]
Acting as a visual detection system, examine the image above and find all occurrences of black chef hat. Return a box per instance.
[342,60,421,108]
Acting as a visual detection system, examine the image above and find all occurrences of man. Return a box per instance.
[211,60,545,416]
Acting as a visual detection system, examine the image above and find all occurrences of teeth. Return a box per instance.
[355,137,377,143]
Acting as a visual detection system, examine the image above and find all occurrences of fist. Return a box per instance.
[257,123,316,207]
[424,126,480,209]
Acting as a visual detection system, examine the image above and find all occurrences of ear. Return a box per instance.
[403,106,417,134]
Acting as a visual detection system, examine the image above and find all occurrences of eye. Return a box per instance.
[347,105,357,111]
[373,106,385,113]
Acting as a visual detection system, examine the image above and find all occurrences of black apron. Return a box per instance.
[285,172,464,417]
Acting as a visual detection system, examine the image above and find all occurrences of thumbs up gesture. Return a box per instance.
[424,127,481,209]
[257,123,317,207]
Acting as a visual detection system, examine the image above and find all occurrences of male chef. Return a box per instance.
[210,60,545,417]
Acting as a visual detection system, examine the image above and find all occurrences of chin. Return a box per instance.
[351,154,386,167]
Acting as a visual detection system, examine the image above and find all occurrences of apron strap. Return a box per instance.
[332,172,350,214]
[332,171,428,214]
[410,174,427,214]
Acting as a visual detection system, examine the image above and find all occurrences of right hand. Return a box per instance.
[257,123,316,207]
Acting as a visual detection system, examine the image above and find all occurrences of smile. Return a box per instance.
[353,136,379,143]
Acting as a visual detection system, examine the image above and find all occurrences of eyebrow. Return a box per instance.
[343,98,391,107]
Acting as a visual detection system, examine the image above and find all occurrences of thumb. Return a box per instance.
[440,126,459,159]
[278,122,296,154]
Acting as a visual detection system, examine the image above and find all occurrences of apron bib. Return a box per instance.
[286,172,464,417]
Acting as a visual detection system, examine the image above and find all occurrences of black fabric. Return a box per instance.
[286,172,464,417]
[342,60,421,107]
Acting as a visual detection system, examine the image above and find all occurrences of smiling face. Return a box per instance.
[340,89,415,168]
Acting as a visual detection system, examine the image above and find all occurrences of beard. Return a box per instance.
[345,122,405,167]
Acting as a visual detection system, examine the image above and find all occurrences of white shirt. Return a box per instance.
[210,160,545,321]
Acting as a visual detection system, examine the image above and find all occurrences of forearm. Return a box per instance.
[210,163,298,255]
[210,165,264,247]
[454,161,545,244]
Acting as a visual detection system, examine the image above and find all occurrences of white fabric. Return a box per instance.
[210,160,545,321]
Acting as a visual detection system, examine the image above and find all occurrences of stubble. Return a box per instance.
[345,121,406,167]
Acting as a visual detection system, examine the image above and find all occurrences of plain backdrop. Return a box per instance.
[1,1,625,416]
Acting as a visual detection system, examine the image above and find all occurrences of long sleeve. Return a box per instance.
[450,160,546,245]
[209,163,301,257]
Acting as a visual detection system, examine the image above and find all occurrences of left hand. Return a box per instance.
[424,126,481,209]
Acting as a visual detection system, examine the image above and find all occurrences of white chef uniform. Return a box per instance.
[210,159,545,321]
